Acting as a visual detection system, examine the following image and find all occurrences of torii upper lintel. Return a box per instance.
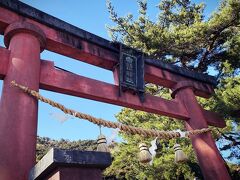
[0,0,230,180]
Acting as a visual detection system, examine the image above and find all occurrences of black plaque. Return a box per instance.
[121,53,137,89]
[119,44,145,102]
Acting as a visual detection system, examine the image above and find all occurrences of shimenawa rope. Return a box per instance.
[11,81,213,139]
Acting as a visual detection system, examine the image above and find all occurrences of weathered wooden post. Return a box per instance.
[0,22,45,180]
[172,83,231,180]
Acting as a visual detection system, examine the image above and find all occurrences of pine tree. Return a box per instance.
[104,0,240,179]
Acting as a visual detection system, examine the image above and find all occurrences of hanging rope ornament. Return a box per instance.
[139,143,152,163]
[173,144,188,163]
[10,81,214,139]
[96,126,109,152]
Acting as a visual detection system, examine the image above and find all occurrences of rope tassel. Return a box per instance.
[173,144,188,163]
[97,134,109,152]
[139,143,152,163]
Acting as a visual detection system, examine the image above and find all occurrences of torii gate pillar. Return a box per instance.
[0,22,46,180]
[172,84,230,180]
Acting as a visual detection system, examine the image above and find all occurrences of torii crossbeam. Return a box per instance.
[0,0,230,179]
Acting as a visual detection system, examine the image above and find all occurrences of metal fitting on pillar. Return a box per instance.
[171,81,196,98]
[4,22,46,52]
[171,81,214,99]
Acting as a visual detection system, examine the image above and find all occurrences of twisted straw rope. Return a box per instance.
[11,81,213,139]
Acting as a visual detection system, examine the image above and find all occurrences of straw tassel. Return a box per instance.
[173,144,188,163]
[97,134,109,152]
[139,143,152,163]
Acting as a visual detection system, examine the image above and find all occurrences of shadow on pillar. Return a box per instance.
[29,148,112,180]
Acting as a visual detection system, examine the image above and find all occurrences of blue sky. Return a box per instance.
[0,0,220,141]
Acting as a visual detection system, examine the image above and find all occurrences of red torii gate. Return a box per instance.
[0,0,230,179]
